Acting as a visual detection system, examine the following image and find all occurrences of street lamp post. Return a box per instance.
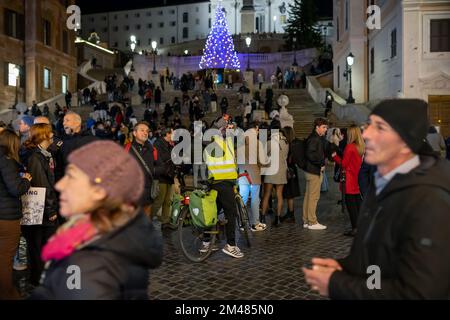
[292,37,298,66]
[151,41,158,74]
[344,52,355,104]
[245,36,251,71]
[130,35,136,52]
[273,16,277,33]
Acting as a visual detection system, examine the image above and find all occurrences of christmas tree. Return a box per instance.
[199,3,241,70]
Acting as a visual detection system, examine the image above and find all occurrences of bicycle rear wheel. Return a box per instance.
[236,195,251,248]
[177,206,217,262]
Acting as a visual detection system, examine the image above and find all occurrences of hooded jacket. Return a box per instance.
[329,154,450,299]
[30,212,163,300]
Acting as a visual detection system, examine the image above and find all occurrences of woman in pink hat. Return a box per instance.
[31,140,163,300]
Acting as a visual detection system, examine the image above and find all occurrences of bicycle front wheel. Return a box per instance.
[177,206,217,263]
[236,195,251,248]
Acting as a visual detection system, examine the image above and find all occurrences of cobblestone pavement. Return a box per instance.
[14,169,354,300]
[148,169,354,300]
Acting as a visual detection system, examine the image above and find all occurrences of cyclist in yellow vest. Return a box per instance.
[203,116,244,258]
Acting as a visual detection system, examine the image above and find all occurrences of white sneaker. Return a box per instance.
[308,223,327,230]
[13,261,27,271]
[199,241,219,253]
[303,223,309,229]
[222,244,244,258]
[251,223,267,232]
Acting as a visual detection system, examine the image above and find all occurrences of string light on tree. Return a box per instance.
[199,2,241,70]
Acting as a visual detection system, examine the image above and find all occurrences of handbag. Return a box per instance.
[131,145,160,200]
[286,166,296,180]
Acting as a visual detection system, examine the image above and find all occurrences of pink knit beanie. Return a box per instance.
[68,140,145,204]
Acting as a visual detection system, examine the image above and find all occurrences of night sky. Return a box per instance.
[76,0,333,17]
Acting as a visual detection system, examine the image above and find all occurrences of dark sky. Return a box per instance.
[76,0,333,17]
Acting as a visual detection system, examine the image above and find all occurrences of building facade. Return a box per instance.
[80,0,320,53]
[333,0,450,136]
[81,1,212,54]
[0,0,77,111]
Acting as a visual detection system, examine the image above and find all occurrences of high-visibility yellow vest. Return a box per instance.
[204,136,237,180]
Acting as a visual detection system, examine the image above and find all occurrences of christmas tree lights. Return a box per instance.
[199,3,241,70]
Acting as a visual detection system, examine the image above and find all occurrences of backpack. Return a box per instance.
[188,189,218,229]
[290,138,308,170]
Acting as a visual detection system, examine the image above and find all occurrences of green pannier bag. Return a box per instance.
[171,194,184,226]
[188,189,218,228]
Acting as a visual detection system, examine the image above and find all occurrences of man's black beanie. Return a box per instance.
[371,99,429,154]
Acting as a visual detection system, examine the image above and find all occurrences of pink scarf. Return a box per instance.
[41,215,98,262]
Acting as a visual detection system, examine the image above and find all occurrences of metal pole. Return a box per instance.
[247,46,250,70]
[347,67,355,103]
[152,51,157,74]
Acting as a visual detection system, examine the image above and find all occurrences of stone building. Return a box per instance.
[0,0,77,111]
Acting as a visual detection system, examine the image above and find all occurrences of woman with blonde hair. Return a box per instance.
[332,125,365,236]
[21,123,59,286]
[31,140,162,299]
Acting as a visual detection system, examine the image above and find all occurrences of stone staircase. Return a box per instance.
[73,66,356,138]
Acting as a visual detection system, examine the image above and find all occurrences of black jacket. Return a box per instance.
[0,148,31,220]
[304,131,328,176]
[329,154,450,299]
[61,131,97,168]
[128,140,155,205]
[30,212,163,300]
[154,138,175,184]
[24,148,59,226]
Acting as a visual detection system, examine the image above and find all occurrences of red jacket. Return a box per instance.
[333,143,362,195]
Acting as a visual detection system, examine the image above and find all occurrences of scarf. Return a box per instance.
[41,215,99,262]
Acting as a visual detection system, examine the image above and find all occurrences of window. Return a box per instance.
[196,7,199,12]
[5,63,20,87]
[337,65,340,88]
[370,47,375,74]
[170,21,176,27]
[171,36,175,44]
[62,30,69,54]
[148,23,152,29]
[209,4,211,13]
[113,41,118,47]
[430,19,450,52]
[102,16,107,21]
[170,10,175,15]
[90,17,94,22]
[136,24,141,30]
[390,29,397,58]
[158,11,163,16]
[125,40,129,47]
[44,68,51,89]
[183,27,189,39]
[89,28,95,33]
[4,9,25,40]
[196,19,200,25]
[146,11,151,17]
[345,0,349,30]
[183,12,188,23]
[43,19,51,46]
[159,22,164,28]
[113,26,118,31]
[62,74,68,94]
[159,37,164,45]
[102,27,107,33]
[135,13,140,18]
[280,15,286,24]
[208,18,211,28]
[125,14,128,18]
[137,40,140,46]
[113,14,117,20]
[124,25,129,31]
[148,38,153,45]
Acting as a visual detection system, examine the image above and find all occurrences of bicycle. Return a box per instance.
[175,170,251,262]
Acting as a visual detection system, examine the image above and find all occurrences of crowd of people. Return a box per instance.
[0,68,449,300]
